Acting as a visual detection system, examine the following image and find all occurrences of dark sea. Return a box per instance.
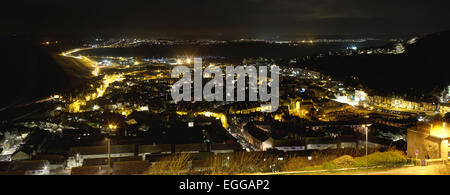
[79,40,389,61]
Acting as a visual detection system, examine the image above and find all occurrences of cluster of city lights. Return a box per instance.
[430,122,447,138]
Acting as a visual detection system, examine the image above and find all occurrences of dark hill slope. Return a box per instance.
[308,31,450,99]
[0,36,69,109]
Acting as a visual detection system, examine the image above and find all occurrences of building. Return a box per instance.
[82,156,142,167]
[0,162,12,172]
[242,122,305,151]
[67,144,135,168]
[67,142,241,169]
[138,143,241,157]
[112,160,150,175]
[440,103,450,114]
[33,155,67,171]
[71,165,108,175]
[11,147,34,161]
[242,123,272,151]
[407,124,448,160]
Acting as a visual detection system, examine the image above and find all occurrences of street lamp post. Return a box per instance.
[106,137,111,175]
[443,122,446,165]
[106,124,116,175]
[365,125,368,175]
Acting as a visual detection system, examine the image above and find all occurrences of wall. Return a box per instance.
[407,129,442,159]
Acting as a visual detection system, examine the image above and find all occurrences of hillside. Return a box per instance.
[307,30,450,100]
[0,36,77,109]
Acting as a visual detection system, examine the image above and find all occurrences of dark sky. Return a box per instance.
[4,0,450,39]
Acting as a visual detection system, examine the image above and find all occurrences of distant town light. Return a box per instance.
[140,106,149,111]
[108,124,118,130]
[430,123,448,138]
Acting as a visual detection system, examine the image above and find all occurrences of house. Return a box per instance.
[242,122,272,151]
[270,140,305,152]
[112,160,150,175]
[71,165,108,175]
[0,154,12,162]
[145,153,172,162]
[440,103,450,114]
[0,162,12,172]
[11,147,34,161]
[22,130,49,154]
[211,143,242,154]
[138,144,172,158]
[82,156,143,167]
[242,122,306,151]
[67,144,136,168]
[138,143,241,157]
[8,160,50,175]
[33,155,67,170]
[175,144,206,153]
[305,138,339,150]
[407,124,448,160]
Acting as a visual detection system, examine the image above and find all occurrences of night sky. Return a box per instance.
[4,0,450,39]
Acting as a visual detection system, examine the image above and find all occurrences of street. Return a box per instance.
[356,165,446,175]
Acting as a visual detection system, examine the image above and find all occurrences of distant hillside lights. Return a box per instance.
[441,85,450,103]
[394,43,405,54]
[170,58,280,112]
